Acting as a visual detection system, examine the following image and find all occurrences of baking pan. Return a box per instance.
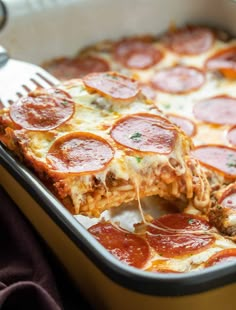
[1,0,236,309]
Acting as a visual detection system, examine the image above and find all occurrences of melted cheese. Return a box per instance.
[3,28,236,273]
[2,75,203,217]
[71,31,236,272]
[76,193,236,273]
[88,37,236,152]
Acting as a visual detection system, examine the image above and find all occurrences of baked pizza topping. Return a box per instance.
[113,37,163,69]
[150,66,205,94]
[219,183,236,209]
[192,145,236,178]
[167,114,196,137]
[205,248,236,267]
[83,72,140,100]
[162,26,215,55]
[46,132,114,174]
[193,96,236,125]
[43,55,110,80]
[205,46,236,78]
[1,77,209,217]
[208,183,236,236]
[88,222,150,268]
[110,113,177,154]
[9,88,75,131]
[2,24,236,273]
[227,126,236,146]
[146,213,214,258]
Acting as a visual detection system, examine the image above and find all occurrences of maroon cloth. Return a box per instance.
[0,186,62,310]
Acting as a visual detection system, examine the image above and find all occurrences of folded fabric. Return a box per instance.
[0,186,62,310]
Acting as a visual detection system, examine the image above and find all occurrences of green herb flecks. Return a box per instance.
[61,100,69,106]
[226,154,236,168]
[162,103,171,110]
[227,161,236,168]
[135,156,143,163]
[106,73,118,80]
[188,219,195,225]
[129,132,142,142]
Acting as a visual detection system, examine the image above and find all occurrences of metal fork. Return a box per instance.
[0,46,59,108]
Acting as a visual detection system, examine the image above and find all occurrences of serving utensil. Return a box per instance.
[0,46,59,107]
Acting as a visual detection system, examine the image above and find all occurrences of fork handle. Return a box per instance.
[0,45,8,67]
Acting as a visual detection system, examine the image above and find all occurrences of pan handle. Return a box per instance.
[0,0,7,31]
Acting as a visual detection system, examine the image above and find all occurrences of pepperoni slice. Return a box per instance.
[83,72,140,100]
[205,249,236,267]
[193,96,236,125]
[88,222,150,268]
[205,46,236,78]
[113,37,163,69]
[46,132,114,174]
[110,113,177,154]
[146,213,214,258]
[151,66,205,94]
[219,184,236,210]
[192,145,236,178]
[168,114,196,137]
[9,88,74,131]
[45,55,110,80]
[227,126,236,146]
[163,26,214,55]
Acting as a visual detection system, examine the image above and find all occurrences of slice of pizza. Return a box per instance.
[0,72,210,216]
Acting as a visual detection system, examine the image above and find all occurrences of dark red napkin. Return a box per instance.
[0,186,62,310]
